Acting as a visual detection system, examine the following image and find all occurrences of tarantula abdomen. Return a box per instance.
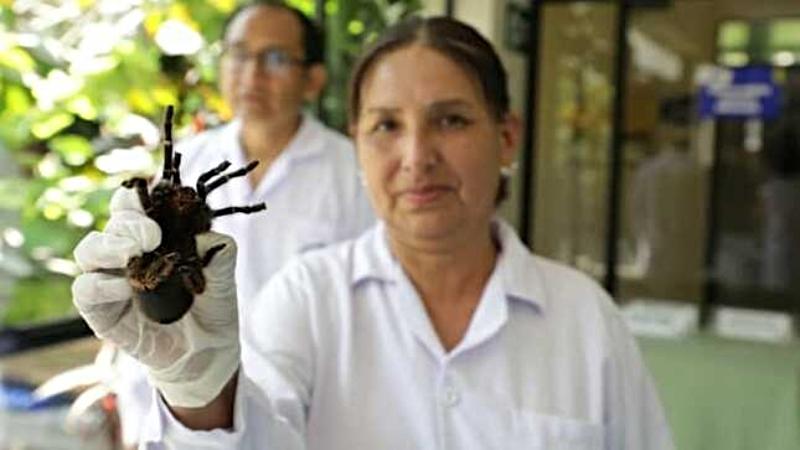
[126,250,196,325]
[125,105,265,324]
[137,276,195,325]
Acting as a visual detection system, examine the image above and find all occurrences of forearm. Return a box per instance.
[165,371,238,430]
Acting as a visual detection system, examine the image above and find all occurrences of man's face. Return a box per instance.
[219,6,316,126]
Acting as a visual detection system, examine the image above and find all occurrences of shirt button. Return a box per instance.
[443,387,460,407]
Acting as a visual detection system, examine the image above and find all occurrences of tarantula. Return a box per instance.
[123,105,265,324]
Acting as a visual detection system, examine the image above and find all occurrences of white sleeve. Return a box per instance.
[113,353,153,447]
[138,257,317,450]
[240,260,317,436]
[602,299,675,450]
[138,371,305,450]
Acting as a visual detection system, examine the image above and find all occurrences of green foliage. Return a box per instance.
[4,275,75,325]
[0,0,419,327]
[321,0,422,129]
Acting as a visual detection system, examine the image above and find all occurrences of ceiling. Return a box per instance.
[633,0,800,66]
[704,0,800,20]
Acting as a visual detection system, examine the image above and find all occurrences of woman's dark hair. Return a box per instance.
[222,1,324,65]
[347,16,513,204]
[347,16,510,125]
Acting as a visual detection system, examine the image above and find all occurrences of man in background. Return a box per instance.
[759,121,800,296]
[178,0,373,304]
[113,2,374,447]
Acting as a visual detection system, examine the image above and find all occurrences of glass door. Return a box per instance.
[531,1,620,281]
[615,1,715,304]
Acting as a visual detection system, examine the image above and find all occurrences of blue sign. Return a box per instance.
[698,66,782,119]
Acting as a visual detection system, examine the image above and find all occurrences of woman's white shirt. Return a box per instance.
[141,220,674,450]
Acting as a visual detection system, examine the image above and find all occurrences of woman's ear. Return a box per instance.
[499,112,521,167]
[303,64,328,102]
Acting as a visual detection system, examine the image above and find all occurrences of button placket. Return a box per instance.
[443,385,460,407]
[440,369,460,409]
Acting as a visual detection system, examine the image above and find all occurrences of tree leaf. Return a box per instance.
[31,113,75,140]
[48,135,94,166]
[0,47,35,73]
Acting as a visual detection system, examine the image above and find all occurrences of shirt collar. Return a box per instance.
[492,218,547,313]
[280,113,329,164]
[352,221,398,284]
[351,218,547,313]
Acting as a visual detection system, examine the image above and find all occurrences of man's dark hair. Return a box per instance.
[221,1,324,65]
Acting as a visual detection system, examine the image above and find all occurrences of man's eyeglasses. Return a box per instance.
[222,47,307,74]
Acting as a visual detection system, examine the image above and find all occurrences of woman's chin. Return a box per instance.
[391,214,464,242]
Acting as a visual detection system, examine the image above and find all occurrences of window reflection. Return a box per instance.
[714,74,800,314]
[532,2,617,280]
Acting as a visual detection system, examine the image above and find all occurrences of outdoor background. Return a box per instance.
[0,0,421,328]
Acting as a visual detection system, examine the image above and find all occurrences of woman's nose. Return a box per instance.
[401,128,439,173]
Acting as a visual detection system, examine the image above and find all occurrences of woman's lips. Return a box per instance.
[401,185,451,206]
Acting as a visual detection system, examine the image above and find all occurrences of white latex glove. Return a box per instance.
[72,186,240,408]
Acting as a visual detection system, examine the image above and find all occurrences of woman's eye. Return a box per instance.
[439,114,469,129]
[372,120,398,133]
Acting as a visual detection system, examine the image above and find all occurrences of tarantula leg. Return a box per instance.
[202,243,227,267]
[161,105,176,183]
[212,203,267,218]
[204,161,260,196]
[196,160,232,199]
[178,265,205,294]
[172,152,182,185]
[121,177,153,212]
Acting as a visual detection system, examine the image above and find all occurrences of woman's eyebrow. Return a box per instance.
[365,99,473,113]
[430,98,471,107]
[428,99,474,113]
[363,106,401,115]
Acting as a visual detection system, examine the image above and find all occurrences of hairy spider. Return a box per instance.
[124,105,266,324]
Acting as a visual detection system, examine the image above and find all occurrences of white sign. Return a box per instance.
[621,299,699,338]
[712,307,795,343]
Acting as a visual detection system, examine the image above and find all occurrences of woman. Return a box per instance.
[72,16,673,450]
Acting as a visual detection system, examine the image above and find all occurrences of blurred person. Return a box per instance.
[112,1,373,448]
[630,118,705,300]
[180,0,373,305]
[73,16,673,449]
[759,121,800,294]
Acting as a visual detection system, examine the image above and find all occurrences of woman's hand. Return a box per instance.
[72,186,240,409]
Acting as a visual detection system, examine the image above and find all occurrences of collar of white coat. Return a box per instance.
[223,112,329,167]
[351,218,548,313]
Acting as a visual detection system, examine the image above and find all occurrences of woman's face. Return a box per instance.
[354,44,518,243]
